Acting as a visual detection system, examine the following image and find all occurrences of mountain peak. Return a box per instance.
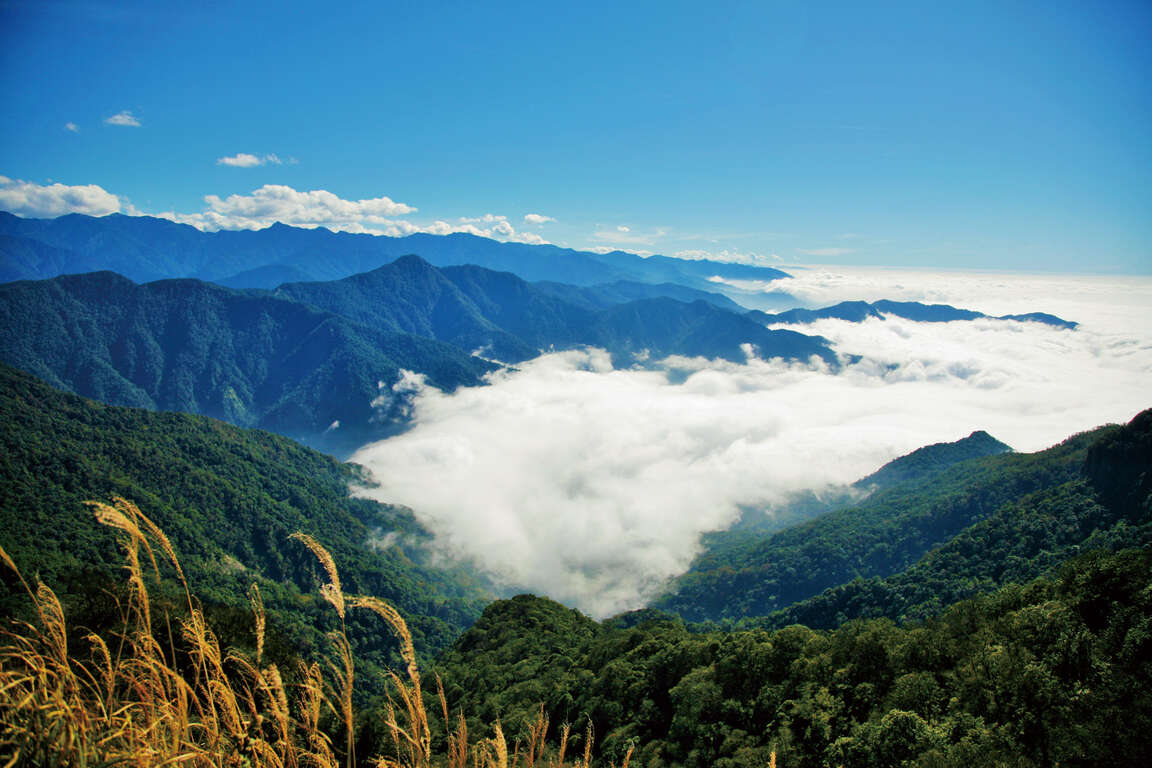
[855,429,1013,493]
[390,253,435,269]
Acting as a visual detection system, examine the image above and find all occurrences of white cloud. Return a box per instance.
[65,122,79,133]
[216,153,283,167]
[674,248,782,266]
[750,265,1152,338]
[0,175,125,217]
[459,213,507,224]
[156,184,417,232]
[350,272,1152,618]
[104,110,140,127]
[586,245,654,257]
[524,213,555,225]
[591,226,667,248]
[797,247,855,257]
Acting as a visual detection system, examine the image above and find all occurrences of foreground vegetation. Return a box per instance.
[3,496,1149,766]
[0,498,628,767]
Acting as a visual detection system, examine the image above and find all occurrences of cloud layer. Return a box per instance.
[350,272,1152,618]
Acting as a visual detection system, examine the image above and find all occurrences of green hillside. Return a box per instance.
[761,410,1152,630]
[655,419,1131,622]
[0,363,490,670]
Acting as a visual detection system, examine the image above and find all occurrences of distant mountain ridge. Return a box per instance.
[275,255,836,365]
[0,210,791,290]
[762,409,1152,630]
[0,270,497,454]
[750,299,1078,329]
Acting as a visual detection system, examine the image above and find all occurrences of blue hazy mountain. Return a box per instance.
[750,299,1078,329]
[531,278,745,311]
[274,255,836,365]
[0,211,791,290]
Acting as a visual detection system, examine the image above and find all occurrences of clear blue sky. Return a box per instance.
[1,0,1149,272]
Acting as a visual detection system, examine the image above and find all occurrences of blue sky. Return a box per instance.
[1,0,1149,272]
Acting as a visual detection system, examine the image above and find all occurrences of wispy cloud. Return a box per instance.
[0,175,128,217]
[586,245,654,256]
[216,153,283,167]
[64,122,79,133]
[590,226,667,248]
[797,247,855,257]
[524,213,555,225]
[674,248,781,266]
[350,271,1152,617]
[103,110,140,127]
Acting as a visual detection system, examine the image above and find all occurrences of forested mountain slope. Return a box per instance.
[763,409,1152,630]
[0,363,490,665]
[655,419,1133,622]
[0,265,835,454]
[0,270,496,453]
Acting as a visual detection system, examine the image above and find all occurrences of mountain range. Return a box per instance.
[0,210,792,290]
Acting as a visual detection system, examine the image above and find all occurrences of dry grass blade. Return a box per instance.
[249,583,266,666]
[491,720,508,768]
[581,721,594,768]
[288,533,345,621]
[6,501,662,767]
[348,596,419,688]
[0,542,35,602]
[552,722,570,768]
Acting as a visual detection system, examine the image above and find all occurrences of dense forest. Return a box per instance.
[435,549,1152,767]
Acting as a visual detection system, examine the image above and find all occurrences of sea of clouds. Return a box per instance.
[351,267,1152,618]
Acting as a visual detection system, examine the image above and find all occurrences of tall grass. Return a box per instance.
[1,497,724,767]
